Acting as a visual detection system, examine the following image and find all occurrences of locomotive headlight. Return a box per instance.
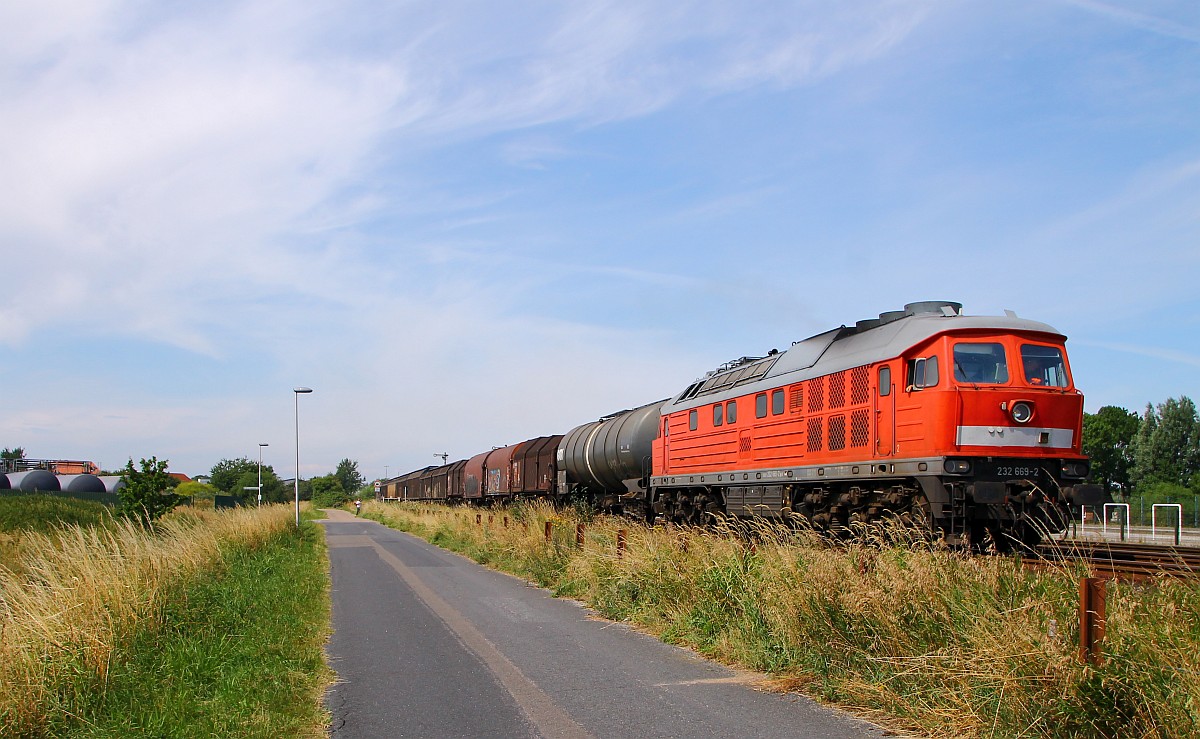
[944,459,972,474]
[1010,401,1034,424]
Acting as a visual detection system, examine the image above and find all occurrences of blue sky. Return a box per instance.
[2,0,1197,479]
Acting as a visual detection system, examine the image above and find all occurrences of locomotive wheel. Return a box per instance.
[967,521,1001,554]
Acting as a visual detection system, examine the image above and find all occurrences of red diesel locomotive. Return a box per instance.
[382,301,1101,549]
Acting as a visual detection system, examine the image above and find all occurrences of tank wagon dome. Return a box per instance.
[7,469,62,493]
[59,474,107,493]
[665,301,1065,412]
[0,473,9,490]
[98,476,126,494]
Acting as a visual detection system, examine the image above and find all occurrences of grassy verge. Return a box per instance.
[0,504,332,737]
[364,501,1200,739]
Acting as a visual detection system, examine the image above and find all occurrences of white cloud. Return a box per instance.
[0,0,935,354]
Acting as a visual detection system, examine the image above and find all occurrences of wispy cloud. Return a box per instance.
[1059,0,1200,43]
[0,0,935,353]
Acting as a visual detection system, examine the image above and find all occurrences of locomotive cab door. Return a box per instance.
[874,363,896,456]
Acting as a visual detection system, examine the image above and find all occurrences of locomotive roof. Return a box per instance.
[665,302,1065,412]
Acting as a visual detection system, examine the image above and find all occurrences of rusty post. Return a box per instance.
[488,515,494,526]
[476,513,481,526]
[544,520,552,542]
[576,523,585,550]
[617,529,626,559]
[1079,577,1107,665]
[504,516,509,529]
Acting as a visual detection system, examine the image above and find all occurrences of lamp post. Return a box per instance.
[257,442,269,507]
[294,387,313,527]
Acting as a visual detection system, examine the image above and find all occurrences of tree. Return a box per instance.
[234,466,285,504]
[1130,403,1158,490]
[209,457,260,494]
[176,480,218,509]
[1082,406,1139,496]
[1,447,25,460]
[309,474,347,508]
[119,456,182,525]
[334,459,365,499]
[1130,396,1200,490]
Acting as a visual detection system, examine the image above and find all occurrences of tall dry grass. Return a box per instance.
[364,501,1200,738]
[0,505,294,736]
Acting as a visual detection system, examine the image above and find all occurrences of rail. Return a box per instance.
[1036,540,1200,579]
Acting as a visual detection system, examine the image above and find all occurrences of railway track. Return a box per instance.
[1034,540,1200,579]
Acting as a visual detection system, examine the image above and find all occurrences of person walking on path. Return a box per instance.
[355,499,362,516]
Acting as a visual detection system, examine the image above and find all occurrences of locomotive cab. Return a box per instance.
[898,330,1102,548]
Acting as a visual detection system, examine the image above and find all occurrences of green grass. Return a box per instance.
[46,517,332,738]
[0,494,115,532]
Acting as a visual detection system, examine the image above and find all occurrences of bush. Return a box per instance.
[308,475,348,508]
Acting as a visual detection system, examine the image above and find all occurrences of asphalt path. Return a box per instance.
[320,510,890,738]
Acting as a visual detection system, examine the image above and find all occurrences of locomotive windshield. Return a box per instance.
[1021,344,1069,387]
[953,342,1009,384]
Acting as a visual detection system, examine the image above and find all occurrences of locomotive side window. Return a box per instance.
[953,343,1009,384]
[726,400,737,424]
[878,366,891,396]
[713,404,723,427]
[906,356,939,390]
[771,389,785,415]
[1021,345,1069,387]
[756,393,767,418]
[689,410,698,431]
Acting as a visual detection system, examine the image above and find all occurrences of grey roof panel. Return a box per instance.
[665,308,1064,413]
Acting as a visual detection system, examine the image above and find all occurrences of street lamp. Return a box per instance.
[257,443,269,507]
[294,387,313,527]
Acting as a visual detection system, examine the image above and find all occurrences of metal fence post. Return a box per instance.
[575,523,585,550]
[617,529,626,559]
[1152,503,1183,546]
[1103,503,1130,542]
[544,520,552,543]
[1079,577,1106,665]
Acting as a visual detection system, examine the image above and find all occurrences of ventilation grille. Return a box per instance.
[739,436,752,453]
[829,371,846,409]
[851,366,870,405]
[807,417,823,452]
[850,410,870,448]
[808,377,824,412]
[828,415,846,451]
